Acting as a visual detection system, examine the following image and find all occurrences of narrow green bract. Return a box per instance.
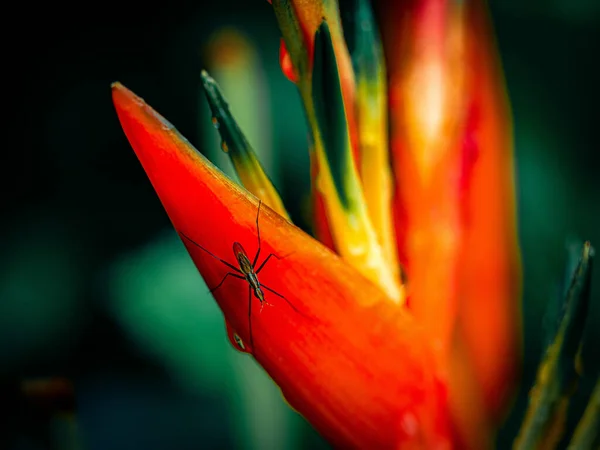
[514,242,594,449]
[311,21,354,210]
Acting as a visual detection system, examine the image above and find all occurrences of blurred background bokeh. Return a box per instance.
[2,1,599,449]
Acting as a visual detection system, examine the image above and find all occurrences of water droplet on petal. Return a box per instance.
[221,141,229,153]
[233,333,245,350]
[225,320,251,354]
[211,117,220,129]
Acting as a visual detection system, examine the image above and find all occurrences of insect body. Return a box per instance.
[233,242,265,304]
[180,201,301,352]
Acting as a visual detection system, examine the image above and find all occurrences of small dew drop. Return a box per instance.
[211,117,220,129]
[221,141,229,153]
[233,333,245,350]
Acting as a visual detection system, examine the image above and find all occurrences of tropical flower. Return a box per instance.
[111,0,597,448]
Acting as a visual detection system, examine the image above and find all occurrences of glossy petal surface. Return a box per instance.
[112,82,452,449]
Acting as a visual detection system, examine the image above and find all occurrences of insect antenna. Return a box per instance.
[179,232,241,274]
[252,200,263,267]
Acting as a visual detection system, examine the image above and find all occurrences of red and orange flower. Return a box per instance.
[112,0,522,448]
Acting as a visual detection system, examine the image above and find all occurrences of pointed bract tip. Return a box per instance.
[111,83,176,132]
[111,81,146,107]
[583,241,594,258]
[317,18,331,37]
[200,69,219,95]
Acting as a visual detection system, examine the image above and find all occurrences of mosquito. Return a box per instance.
[179,200,301,352]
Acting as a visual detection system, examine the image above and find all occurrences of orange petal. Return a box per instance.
[455,0,522,423]
[376,0,521,434]
[112,82,452,448]
[380,0,468,359]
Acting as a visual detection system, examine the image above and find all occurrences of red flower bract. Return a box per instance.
[112,82,453,449]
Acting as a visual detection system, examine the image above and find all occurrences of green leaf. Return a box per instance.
[568,376,600,449]
[200,70,290,219]
[339,0,383,83]
[514,242,595,450]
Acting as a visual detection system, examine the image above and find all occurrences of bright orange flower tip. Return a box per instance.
[112,82,453,448]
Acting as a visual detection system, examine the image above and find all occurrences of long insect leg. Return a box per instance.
[255,253,280,274]
[209,272,245,294]
[180,232,242,274]
[261,284,306,317]
[256,250,296,274]
[251,201,263,268]
[248,284,254,352]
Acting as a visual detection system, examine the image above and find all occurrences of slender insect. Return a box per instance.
[179,201,301,352]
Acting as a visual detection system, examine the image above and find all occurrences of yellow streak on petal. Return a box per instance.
[314,138,404,305]
[232,154,290,220]
[272,0,402,304]
[357,71,401,286]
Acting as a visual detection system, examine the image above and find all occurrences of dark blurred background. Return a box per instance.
[2,0,599,449]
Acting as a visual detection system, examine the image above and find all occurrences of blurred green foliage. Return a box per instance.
[0,218,86,372]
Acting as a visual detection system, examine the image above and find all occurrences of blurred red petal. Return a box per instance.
[376,0,521,435]
[455,0,522,422]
